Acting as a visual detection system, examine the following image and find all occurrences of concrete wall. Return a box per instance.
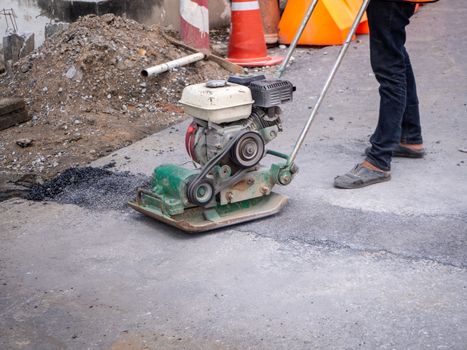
[148,0,231,30]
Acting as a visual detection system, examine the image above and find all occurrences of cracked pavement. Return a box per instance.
[1,1,466,349]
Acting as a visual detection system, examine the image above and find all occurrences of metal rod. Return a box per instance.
[288,0,371,165]
[141,52,205,77]
[276,0,319,78]
[1,9,18,33]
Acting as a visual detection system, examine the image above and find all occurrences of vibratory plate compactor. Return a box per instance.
[129,75,298,232]
[129,0,371,232]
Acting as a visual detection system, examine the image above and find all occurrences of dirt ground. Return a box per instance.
[0,14,229,182]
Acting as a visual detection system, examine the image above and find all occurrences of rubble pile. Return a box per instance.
[0,14,228,179]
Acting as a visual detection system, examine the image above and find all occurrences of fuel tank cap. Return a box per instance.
[206,80,228,88]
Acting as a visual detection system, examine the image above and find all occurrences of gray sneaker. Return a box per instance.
[334,164,391,189]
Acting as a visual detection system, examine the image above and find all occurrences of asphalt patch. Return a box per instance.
[27,167,150,211]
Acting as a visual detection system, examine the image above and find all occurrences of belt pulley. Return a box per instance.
[230,131,265,168]
[187,131,265,206]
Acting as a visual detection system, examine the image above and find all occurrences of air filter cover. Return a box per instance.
[249,79,294,108]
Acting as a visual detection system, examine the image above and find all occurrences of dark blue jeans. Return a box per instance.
[366,0,422,171]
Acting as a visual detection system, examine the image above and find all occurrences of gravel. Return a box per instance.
[0,14,228,179]
[28,167,149,211]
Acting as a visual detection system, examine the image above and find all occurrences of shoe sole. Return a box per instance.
[392,150,425,158]
[334,174,391,189]
[364,147,425,159]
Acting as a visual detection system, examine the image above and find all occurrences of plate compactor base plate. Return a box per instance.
[128,192,288,233]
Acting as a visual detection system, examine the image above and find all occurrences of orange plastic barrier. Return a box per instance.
[279,0,357,46]
[227,0,283,67]
[343,0,369,34]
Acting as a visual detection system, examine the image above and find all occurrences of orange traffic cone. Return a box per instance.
[258,0,281,44]
[279,0,356,46]
[227,0,283,67]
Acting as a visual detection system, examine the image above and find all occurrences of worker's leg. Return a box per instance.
[363,45,425,158]
[334,1,416,189]
[400,47,423,146]
[365,0,416,171]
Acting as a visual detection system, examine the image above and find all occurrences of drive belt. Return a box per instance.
[187,130,250,205]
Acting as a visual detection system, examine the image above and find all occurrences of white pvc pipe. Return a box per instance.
[141,52,205,77]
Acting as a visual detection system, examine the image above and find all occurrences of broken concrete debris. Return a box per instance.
[0,97,25,116]
[45,22,70,39]
[0,98,30,131]
[0,171,43,202]
[0,48,5,74]
[65,65,83,81]
[0,14,229,179]
[2,32,35,63]
[15,138,33,148]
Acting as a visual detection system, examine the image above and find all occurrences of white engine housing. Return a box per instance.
[182,77,294,167]
[179,81,254,124]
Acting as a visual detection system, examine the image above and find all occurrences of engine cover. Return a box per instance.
[179,80,254,124]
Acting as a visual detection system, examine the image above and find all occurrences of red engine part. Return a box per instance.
[185,121,198,162]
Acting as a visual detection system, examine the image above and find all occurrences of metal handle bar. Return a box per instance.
[288,0,371,165]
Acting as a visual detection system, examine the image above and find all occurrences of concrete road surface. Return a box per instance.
[1,1,466,349]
